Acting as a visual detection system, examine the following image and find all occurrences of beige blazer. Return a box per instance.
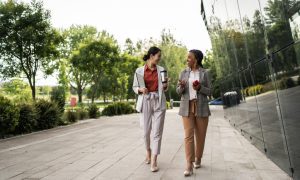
[132,65,167,112]
[176,67,212,117]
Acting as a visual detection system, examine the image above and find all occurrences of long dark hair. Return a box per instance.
[143,46,161,61]
[189,49,204,68]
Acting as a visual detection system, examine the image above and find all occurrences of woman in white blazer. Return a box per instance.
[132,46,168,172]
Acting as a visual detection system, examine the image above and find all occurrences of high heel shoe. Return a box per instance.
[145,149,151,164]
[151,165,159,172]
[193,162,201,169]
[145,158,151,164]
[183,169,193,176]
[194,158,201,169]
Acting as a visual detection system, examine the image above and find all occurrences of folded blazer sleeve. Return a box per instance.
[176,71,185,95]
[199,70,212,96]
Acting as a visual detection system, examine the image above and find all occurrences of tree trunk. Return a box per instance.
[91,86,97,104]
[31,85,36,100]
[77,88,83,103]
[91,96,95,104]
[29,78,36,100]
[103,92,106,103]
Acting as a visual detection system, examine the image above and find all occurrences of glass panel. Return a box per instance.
[238,69,265,152]
[273,42,300,178]
[253,58,292,175]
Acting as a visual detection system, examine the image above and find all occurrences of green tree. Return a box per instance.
[203,51,220,98]
[159,30,187,100]
[124,38,136,55]
[0,0,62,100]
[1,79,31,101]
[61,25,98,103]
[71,34,120,103]
[119,53,142,100]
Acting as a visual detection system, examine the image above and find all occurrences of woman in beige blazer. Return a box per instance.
[176,49,212,176]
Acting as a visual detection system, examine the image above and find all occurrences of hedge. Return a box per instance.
[0,96,19,137]
[102,102,135,116]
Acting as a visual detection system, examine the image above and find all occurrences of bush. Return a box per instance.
[286,78,296,88]
[88,103,99,118]
[255,84,263,94]
[78,108,88,120]
[66,110,78,123]
[15,103,37,134]
[243,84,263,97]
[166,101,171,109]
[279,77,296,90]
[50,86,66,114]
[0,96,19,137]
[102,102,135,116]
[298,76,300,86]
[35,99,61,130]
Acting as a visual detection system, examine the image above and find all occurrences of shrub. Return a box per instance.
[66,110,78,123]
[256,84,263,94]
[88,103,99,118]
[279,77,296,90]
[0,96,19,137]
[298,76,300,86]
[166,101,171,109]
[35,99,61,130]
[248,87,254,96]
[15,103,37,134]
[286,78,296,88]
[262,82,275,93]
[102,102,135,116]
[50,86,66,114]
[78,108,88,120]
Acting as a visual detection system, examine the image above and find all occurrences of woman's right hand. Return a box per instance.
[178,80,187,88]
[138,87,149,94]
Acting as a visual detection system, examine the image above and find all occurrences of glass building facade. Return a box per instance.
[201,0,300,179]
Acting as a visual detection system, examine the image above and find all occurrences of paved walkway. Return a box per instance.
[0,106,291,180]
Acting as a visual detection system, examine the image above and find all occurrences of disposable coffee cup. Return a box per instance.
[160,70,168,83]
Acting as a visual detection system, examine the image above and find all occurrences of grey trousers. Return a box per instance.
[142,92,166,155]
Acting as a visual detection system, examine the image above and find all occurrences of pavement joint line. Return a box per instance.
[0,120,122,154]
[123,143,147,180]
[0,119,97,143]
[90,140,143,179]
[0,122,135,178]
[18,128,136,180]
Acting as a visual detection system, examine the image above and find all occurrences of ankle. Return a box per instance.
[195,158,201,163]
[187,162,193,169]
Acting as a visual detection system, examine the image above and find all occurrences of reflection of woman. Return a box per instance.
[176,49,211,176]
[132,46,168,172]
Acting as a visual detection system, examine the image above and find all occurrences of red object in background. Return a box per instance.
[193,80,200,86]
[70,97,77,107]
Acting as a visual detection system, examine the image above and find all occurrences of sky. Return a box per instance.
[12,0,212,86]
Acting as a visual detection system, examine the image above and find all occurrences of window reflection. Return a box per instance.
[203,0,300,178]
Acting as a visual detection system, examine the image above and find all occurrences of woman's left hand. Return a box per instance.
[193,84,201,91]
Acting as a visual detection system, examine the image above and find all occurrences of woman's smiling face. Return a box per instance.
[150,51,161,65]
[187,52,197,68]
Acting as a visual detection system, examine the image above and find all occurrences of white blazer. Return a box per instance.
[132,65,167,112]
